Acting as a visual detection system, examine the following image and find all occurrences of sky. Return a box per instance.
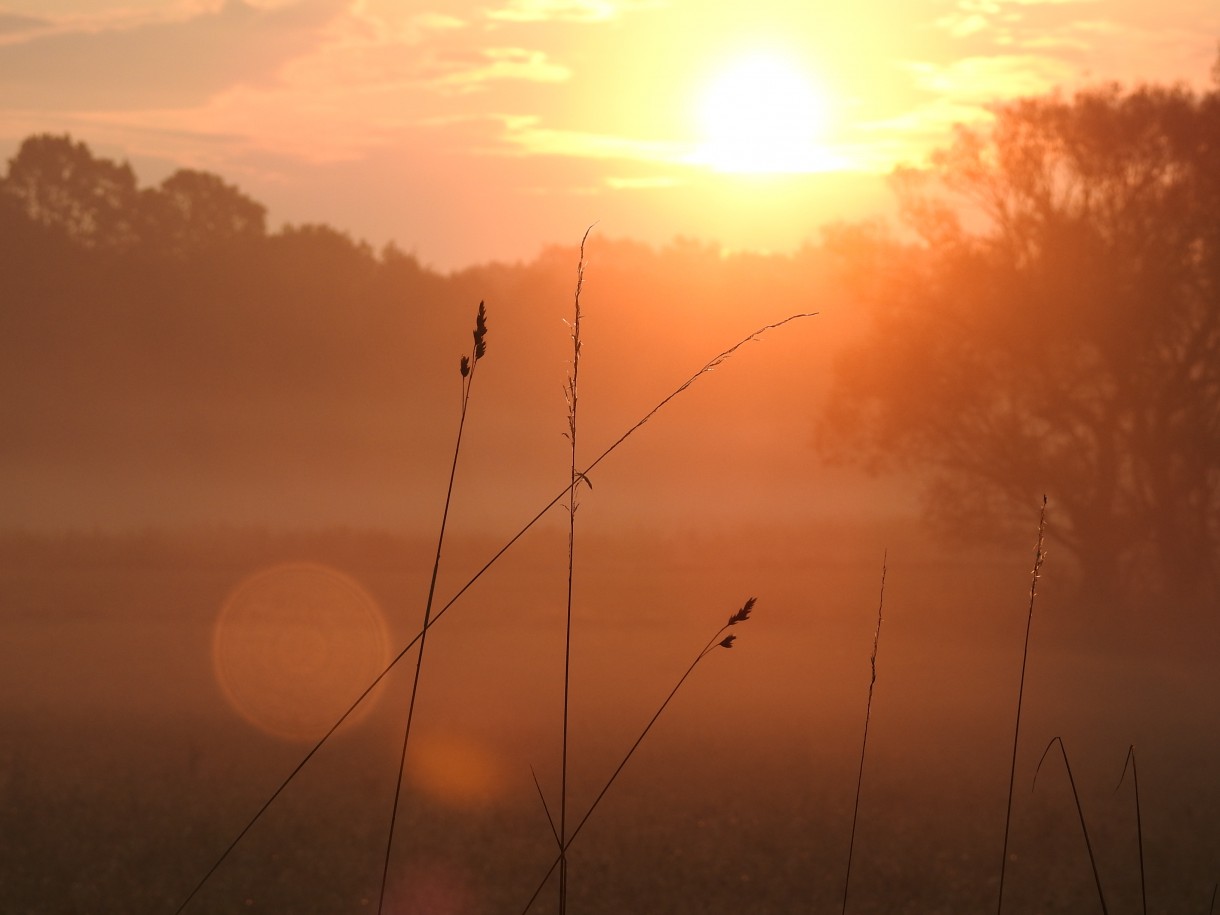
[0,0,1216,269]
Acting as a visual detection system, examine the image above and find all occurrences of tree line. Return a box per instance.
[3,65,1218,612]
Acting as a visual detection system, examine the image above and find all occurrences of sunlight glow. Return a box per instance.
[693,53,839,174]
[407,732,506,809]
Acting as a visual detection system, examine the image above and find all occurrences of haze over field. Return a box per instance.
[2,3,1219,914]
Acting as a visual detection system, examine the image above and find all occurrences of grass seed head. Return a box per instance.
[719,634,737,649]
[474,300,488,360]
[728,597,756,627]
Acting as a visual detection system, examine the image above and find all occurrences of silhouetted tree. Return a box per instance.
[819,77,1220,608]
[144,168,266,256]
[2,134,143,249]
[1,134,269,257]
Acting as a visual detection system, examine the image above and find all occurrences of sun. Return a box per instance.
[693,53,836,174]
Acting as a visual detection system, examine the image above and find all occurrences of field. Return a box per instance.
[2,524,1217,914]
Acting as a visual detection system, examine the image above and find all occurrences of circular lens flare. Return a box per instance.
[212,562,390,741]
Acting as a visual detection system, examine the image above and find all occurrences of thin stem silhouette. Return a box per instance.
[842,552,886,915]
[1034,736,1108,915]
[171,311,814,914]
[997,495,1047,915]
[1116,744,1146,915]
[377,301,487,915]
[558,226,591,915]
[519,599,756,915]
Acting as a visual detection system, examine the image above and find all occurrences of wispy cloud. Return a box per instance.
[500,115,685,162]
[934,0,1103,44]
[429,47,571,90]
[904,54,1077,101]
[483,0,657,24]
[0,13,48,38]
[0,0,346,109]
[604,174,682,189]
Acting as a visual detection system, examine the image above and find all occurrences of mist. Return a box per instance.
[2,115,1218,914]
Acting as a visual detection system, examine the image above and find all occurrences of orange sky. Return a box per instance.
[1,0,1216,268]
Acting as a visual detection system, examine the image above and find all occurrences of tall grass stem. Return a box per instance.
[377,301,488,915]
[996,495,1048,914]
[842,552,887,915]
[558,227,591,914]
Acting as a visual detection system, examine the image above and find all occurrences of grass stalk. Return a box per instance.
[558,228,591,914]
[172,308,814,914]
[519,598,757,915]
[376,301,488,915]
[1116,744,1147,915]
[842,552,887,915]
[996,494,1048,914]
[1034,736,1109,915]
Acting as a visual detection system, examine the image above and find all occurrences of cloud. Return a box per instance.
[933,0,1106,47]
[499,115,685,162]
[410,12,467,31]
[0,13,48,37]
[905,54,1077,101]
[833,53,1078,171]
[483,0,629,23]
[604,175,681,189]
[429,47,571,90]
[0,0,345,110]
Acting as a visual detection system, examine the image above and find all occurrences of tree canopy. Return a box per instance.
[0,134,834,532]
[819,78,1220,608]
[1,134,266,256]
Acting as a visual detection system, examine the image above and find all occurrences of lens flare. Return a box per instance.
[212,562,390,741]
[407,731,506,809]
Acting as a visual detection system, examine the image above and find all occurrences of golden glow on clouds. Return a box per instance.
[906,54,1077,100]
[0,0,1216,264]
[485,0,625,23]
[432,47,571,91]
[503,116,685,162]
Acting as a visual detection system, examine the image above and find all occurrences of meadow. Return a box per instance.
[2,514,1217,914]
[3,263,1218,915]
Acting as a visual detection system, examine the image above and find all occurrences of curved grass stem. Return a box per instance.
[1034,736,1108,915]
[1115,744,1147,915]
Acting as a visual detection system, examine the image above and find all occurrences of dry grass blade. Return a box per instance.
[997,494,1048,915]
[530,764,561,849]
[1115,744,1147,915]
[518,598,758,915]
[1034,736,1109,915]
[842,552,886,915]
[377,300,490,915]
